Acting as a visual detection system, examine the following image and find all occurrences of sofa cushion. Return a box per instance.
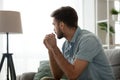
[104,49,120,66]
[33,60,67,80]
[33,60,53,80]
[104,49,120,79]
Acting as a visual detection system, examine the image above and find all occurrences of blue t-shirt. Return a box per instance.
[62,27,115,80]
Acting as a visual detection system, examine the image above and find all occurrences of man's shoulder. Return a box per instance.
[78,29,96,40]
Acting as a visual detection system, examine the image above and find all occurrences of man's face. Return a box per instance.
[52,18,64,39]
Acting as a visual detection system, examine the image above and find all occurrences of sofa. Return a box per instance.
[16,49,120,80]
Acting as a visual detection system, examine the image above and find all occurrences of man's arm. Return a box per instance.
[51,46,88,80]
[43,33,88,79]
[48,50,63,79]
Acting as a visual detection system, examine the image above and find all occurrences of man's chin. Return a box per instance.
[57,36,63,39]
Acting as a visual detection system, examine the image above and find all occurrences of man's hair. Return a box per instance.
[51,6,78,28]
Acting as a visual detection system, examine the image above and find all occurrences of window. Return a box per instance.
[114,1,120,48]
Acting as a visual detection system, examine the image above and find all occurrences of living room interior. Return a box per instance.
[0,0,120,80]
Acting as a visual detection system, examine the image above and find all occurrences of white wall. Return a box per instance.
[0,0,3,61]
[0,0,3,56]
[83,0,96,33]
[0,1,7,80]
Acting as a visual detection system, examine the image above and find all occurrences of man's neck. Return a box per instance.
[65,28,77,42]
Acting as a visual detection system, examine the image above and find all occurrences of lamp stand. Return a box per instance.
[0,33,16,80]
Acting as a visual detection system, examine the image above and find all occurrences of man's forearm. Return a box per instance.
[48,50,63,79]
[50,46,76,79]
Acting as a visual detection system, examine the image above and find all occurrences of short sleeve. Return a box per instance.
[75,35,102,62]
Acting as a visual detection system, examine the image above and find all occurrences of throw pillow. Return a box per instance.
[33,60,53,80]
[33,60,67,80]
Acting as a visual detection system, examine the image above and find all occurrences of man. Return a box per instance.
[43,6,115,80]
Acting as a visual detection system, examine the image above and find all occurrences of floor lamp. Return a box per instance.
[0,11,22,80]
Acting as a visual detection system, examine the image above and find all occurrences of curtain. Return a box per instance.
[0,0,83,78]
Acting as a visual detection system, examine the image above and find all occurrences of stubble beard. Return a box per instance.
[57,31,64,39]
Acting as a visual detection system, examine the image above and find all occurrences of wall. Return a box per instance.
[0,0,3,57]
[0,0,6,80]
[0,0,3,59]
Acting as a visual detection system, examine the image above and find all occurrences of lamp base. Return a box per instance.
[0,53,16,80]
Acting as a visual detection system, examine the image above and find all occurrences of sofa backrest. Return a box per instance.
[104,49,120,80]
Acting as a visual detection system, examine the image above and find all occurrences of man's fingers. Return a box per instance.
[43,33,56,45]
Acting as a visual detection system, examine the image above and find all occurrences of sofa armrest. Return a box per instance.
[16,72,36,80]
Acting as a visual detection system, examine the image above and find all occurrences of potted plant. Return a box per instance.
[98,22,115,34]
[98,22,115,44]
[110,8,119,21]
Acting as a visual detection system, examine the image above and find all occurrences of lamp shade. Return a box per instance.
[0,11,22,33]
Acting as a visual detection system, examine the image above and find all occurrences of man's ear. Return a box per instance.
[59,21,64,30]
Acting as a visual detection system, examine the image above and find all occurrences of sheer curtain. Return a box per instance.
[0,0,83,77]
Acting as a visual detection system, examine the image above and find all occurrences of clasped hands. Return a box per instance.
[43,33,57,51]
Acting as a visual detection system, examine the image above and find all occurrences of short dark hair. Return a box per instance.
[51,6,78,28]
